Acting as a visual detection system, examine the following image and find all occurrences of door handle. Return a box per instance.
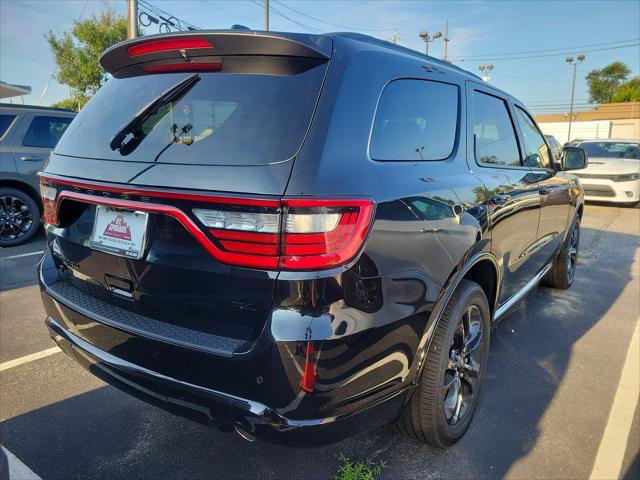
[539,187,552,196]
[20,156,45,162]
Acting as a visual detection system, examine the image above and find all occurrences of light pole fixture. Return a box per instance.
[478,64,493,82]
[419,30,442,56]
[566,54,585,143]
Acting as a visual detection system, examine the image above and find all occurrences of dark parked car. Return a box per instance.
[38,31,587,447]
[0,104,75,246]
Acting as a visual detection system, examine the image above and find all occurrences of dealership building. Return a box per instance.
[535,101,640,143]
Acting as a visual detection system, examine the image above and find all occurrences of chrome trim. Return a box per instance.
[494,263,552,321]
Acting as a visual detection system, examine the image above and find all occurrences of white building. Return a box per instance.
[535,102,640,143]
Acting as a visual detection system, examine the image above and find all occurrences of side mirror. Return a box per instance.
[561,146,588,171]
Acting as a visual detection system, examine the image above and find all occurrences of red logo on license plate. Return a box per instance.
[103,213,132,241]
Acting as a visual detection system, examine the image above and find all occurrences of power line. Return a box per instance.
[451,38,640,60]
[138,0,199,31]
[202,0,261,26]
[251,0,323,33]
[271,0,391,32]
[455,42,640,62]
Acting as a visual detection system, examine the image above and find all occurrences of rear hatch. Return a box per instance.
[41,31,331,351]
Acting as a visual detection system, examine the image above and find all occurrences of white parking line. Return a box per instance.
[1,250,44,260]
[0,347,61,372]
[1,446,42,480]
[590,317,640,480]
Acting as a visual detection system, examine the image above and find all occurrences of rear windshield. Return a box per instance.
[55,65,327,166]
[580,141,640,159]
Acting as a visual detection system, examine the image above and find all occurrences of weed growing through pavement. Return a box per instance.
[334,453,387,480]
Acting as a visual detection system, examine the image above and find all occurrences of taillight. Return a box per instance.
[39,175,373,271]
[39,178,58,226]
[192,199,374,270]
[128,38,212,57]
[280,199,374,270]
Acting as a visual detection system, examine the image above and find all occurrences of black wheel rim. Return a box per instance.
[566,222,579,283]
[443,305,485,426]
[0,195,33,241]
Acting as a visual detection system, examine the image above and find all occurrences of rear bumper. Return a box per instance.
[45,315,406,446]
[39,249,415,446]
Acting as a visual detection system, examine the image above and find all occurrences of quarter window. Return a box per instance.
[472,91,521,167]
[0,114,16,138]
[22,116,72,148]
[514,106,551,169]
[370,79,458,161]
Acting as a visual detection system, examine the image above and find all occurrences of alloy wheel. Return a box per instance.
[443,305,485,426]
[0,195,33,241]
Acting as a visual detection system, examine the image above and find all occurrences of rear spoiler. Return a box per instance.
[100,31,332,78]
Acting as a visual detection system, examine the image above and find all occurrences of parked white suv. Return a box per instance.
[573,139,640,206]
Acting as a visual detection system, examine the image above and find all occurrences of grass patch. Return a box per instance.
[335,453,387,480]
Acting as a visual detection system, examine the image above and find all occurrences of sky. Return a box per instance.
[1,0,639,113]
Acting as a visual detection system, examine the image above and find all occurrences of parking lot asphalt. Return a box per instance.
[1,204,638,480]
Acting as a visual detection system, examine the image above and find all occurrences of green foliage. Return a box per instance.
[51,95,87,112]
[46,11,127,110]
[335,454,387,480]
[586,62,632,104]
[612,76,640,102]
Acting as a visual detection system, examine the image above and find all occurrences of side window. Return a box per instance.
[472,91,521,167]
[0,114,16,139]
[514,106,551,169]
[370,79,458,161]
[22,116,72,148]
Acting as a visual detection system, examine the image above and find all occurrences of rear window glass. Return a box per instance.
[55,65,327,166]
[369,79,458,161]
[23,116,72,148]
[0,114,16,138]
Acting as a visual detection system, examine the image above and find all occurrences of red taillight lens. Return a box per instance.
[193,199,374,270]
[143,62,222,73]
[280,199,374,270]
[40,175,373,271]
[128,38,212,57]
[39,178,58,226]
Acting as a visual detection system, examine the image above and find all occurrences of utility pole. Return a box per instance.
[442,20,450,61]
[419,30,441,56]
[264,0,269,31]
[127,0,138,39]
[566,54,585,143]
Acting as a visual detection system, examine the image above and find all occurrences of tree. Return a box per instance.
[46,11,127,111]
[585,62,631,104]
[612,77,640,103]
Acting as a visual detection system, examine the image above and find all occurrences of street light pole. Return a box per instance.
[264,0,269,31]
[566,54,585,143]
[419,30,442,56]
[127,0,138,39]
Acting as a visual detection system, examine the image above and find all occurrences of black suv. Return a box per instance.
[38,31,586,447]
[0,104,75,246]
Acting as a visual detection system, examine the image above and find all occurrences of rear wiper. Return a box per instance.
[110,73,201,155]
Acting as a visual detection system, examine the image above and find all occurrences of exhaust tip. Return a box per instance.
[234,425,256,442]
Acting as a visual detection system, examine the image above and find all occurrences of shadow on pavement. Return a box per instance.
[1,225,638,480]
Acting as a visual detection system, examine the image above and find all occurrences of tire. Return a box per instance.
[541,215,580,290]
[397,279,491,447]
[0,187,41,247]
